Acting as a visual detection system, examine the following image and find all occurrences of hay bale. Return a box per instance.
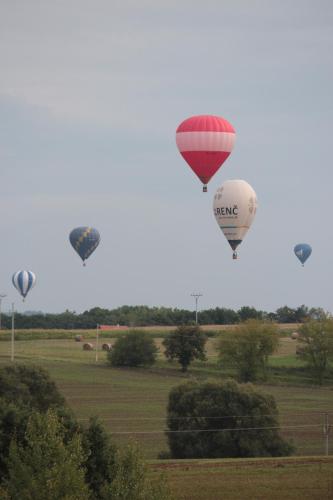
[75,335,84,342]
[291,331,299,340]
[83,343,94,351]
[102,343,112,351]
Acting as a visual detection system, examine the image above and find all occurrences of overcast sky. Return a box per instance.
[1,1,332,314]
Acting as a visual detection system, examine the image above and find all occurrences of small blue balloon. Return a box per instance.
[69,227,100,265]
[294,243,312,266]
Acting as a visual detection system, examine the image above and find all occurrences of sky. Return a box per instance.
[0,0,333,314]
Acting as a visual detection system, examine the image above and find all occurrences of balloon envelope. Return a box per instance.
[12,270,36,299]
[294,243,312,265]
[176,115,235,190]
[213,180,258,258]
[69,227,100,264]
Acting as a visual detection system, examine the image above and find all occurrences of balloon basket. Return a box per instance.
[203,185,207,193]
[232,252,238,260]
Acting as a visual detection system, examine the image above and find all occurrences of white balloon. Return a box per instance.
[213,180,258,259]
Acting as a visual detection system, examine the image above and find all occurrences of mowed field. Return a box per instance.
[0,329,332,499]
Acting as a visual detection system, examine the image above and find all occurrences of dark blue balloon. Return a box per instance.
[294,243,312,266]
[69,227,100,265]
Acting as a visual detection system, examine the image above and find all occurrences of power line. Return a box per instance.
[76,411,333,422]
[95,423,322,435]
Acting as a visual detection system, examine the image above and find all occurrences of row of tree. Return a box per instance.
[107,320,333,385]
[1,304,327,329]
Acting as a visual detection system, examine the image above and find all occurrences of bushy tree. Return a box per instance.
[0,364,65,411]
[107,330,158,367]
[218,320,279,382]
[163,325,207,372]
[166,380,293,459]
[3,410,89,500]
[297,319,333,384]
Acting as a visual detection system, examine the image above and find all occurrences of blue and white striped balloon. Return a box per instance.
[12,270,36,300]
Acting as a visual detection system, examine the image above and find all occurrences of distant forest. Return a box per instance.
[0,305,327,329]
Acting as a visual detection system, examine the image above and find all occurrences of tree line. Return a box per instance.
[1,304,327,329]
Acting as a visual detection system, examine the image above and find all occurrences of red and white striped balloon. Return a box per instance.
[176,115,236,191]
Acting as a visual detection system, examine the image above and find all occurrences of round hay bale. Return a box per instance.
[83,342,94,351]
[75,335,84,342]
[102,343,112,351]
[291,332,299,340]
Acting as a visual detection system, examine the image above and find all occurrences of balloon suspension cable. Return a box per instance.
[232,251,238,260]
[203,185,207,193]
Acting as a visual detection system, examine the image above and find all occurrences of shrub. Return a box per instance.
[107,330,158,367]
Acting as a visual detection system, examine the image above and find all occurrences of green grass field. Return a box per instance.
[0,332,332,499]
[151,457,333,500]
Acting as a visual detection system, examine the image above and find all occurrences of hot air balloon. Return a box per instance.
[69,227,100,266]
[12,270,36,301]
[213,180,258,259]
[176,115,236,192]
[294,243,312,266]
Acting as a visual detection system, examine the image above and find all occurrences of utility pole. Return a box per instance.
[323,413,331,456]
[0,294,7,330]
[11,303,15,362]
[191,293,202,324]
[95,324,99,363]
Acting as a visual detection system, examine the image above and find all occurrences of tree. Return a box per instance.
[3,410,90,500]
[218,320,279,382]
[198,307,240,325]
[238,306,263,321]
[275,306,298,323]
[166,380,293,459]
[82,420,170,500]
[308,307,328,321]
[102,443,170,500]
[82,417,117,499]
[162,325,207,372]
[107,330,158,367]
[297,319,333,384]
[0,365,77,481]
[0,364,66,412]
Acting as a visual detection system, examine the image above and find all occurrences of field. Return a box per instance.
[151,456,333,500]
[0,328,332,499]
